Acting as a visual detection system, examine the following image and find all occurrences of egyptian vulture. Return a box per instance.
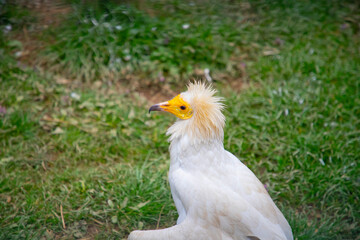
[129,82,293,240]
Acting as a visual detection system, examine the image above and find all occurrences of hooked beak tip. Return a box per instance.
[148,104,162,113]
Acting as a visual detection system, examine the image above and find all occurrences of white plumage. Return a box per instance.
[129,82,293,240]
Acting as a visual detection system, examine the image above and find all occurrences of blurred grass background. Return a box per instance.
[0,0,359,239]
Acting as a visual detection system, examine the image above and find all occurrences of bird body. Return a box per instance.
[129,82,293,240]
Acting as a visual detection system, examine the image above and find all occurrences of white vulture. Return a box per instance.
[128,82,293,240]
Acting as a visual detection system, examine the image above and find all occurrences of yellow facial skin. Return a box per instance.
[162,94,193,119]
[149,94,193,119]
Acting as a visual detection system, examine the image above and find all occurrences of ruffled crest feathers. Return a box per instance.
[167,82,225,143]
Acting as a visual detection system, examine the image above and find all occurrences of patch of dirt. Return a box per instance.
[15,0,71,26]
[136,82,178,103]
[79,224,101,240]
[12,0,71,66]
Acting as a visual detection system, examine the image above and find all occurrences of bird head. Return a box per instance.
[149,82,225,142]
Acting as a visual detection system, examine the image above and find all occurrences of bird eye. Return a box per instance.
[180,106,186,110]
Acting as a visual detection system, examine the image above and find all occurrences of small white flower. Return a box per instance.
[14,51,22,58]
[151,27,157,31]
[70,92,81,100]
[284,109,289,116]
[204,68,212,82]
[182,24,190,29]
[124,55,131,61]
[299,99,304,104]
[115,25,122,30]
[3,25,11,34]
[4,24,12,33]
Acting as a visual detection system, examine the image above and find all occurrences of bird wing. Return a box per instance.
[222,151,293,240]
[169,147,293,240]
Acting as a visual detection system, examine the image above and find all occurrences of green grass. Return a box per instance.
[39,0,254,82]
[1,0,359,239]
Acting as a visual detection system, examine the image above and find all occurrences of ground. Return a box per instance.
[0,0,359,239]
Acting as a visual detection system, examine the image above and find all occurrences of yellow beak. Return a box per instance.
[148,95,193,120]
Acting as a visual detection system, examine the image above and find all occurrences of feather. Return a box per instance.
[129,82,293,240]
